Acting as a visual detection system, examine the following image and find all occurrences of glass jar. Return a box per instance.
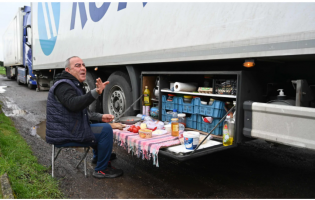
[178,113,186,127]
[171,118,179,137]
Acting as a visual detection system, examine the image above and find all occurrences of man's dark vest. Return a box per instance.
[46,79,95,144]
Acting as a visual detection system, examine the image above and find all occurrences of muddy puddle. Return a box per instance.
[32,120,85,153]
[2,99,26,116]
[31,120,46,139]
[0,86,8,93]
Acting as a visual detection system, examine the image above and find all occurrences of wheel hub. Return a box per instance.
[108,86,126,118]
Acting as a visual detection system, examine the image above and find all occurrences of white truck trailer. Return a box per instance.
[4,2,315,160]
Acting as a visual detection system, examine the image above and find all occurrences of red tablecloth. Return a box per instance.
[113,130,180,167]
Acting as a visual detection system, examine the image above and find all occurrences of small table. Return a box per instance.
[113,130,181,167]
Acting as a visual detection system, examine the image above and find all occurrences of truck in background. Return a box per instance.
[3,6,37,89]
[3,2,315,160]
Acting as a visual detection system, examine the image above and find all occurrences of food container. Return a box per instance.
[139,129,152,139]
[183,131,200,150]
[183,95,193,103]
[152,130,168,136]
[200,101,207,105]
[167,94,176,101]
[198,87,213,94]
[164,124,171,133]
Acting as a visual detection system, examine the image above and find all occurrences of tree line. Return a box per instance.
[0,61,3,66]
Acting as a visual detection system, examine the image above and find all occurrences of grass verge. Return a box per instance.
[0,67,5,75]
[0,103,64,198]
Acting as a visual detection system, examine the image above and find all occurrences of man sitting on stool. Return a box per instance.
[46,56,124,178]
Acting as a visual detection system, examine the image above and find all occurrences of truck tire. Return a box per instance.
[6,67,10,79]
[84,71,101,113]
[103,71,135,118]
[27,68,36,89]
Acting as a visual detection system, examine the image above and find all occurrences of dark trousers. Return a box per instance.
[90,123,113,171]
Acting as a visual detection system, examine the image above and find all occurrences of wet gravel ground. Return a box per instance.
[1,74,315,198]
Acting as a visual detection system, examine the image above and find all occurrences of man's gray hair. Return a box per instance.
[64,56,79,69]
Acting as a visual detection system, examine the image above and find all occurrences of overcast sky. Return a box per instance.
[0,2,30,62]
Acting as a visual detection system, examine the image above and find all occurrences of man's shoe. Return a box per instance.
[91,153,117,164]
[93,167,123,179]
[110,152,117,161]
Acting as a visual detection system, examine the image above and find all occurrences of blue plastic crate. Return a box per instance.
[209,118,224,136]
[178,97,195,114]
[196,115,224,135]
[196,115,208,133]
[194,98,226,118]
[186,114,197,129]
[162,109,173,122]
[165,96,179,111]
[162,95,166,110]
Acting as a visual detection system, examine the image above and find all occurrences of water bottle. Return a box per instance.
[172,109,178,118]
[166,111,173,122]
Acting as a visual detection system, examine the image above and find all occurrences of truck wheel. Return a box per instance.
[27,70,36,89]
[84,71,101,113]
[103,71,135,118]
[5,67,11,79]
[27,80,35,89]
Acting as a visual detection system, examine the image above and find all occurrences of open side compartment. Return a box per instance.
[242,71,315,151]
[141,71,264,161]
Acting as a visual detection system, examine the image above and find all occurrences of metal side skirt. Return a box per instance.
[243,101,315,150]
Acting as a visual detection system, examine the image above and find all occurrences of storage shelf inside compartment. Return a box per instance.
[142,75,159,101]
[159,74,237,137]
[161,90,236,99]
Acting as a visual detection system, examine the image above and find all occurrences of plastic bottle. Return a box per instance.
[178,113,186,127]
[171,118,179,137]
[144,86,151,106]
[277,89,287,100]
[229,115,235,144]
[222,115,234,146]
[172,109,178,118]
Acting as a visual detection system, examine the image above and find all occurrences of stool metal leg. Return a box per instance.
[54,148,63,161]
[52,145,55,177]
[75,147,90,168]
[84,147,87,177]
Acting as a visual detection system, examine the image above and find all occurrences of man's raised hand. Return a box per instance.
[95,78,109,95]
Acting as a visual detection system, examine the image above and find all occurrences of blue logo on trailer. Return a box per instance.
[38,2,60,56]
[70,2,147,30]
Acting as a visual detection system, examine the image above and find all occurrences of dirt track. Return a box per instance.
[1,74,315,199]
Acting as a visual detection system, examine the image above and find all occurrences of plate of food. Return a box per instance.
[118,116,142,125]
[152,130,168,136]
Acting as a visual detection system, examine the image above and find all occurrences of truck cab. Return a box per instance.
[3,6,36,89]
